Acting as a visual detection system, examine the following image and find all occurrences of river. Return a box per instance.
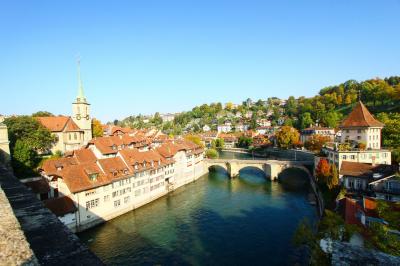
[78,151,317,265]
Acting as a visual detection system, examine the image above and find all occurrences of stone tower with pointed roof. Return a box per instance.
[72,60,92,145]
[340,101,384,149]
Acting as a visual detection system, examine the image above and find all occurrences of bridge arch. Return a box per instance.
[277,165,312,187]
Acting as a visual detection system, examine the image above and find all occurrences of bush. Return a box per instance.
[205,149,219,159]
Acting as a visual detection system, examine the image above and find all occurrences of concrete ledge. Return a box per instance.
[0,166,103,265]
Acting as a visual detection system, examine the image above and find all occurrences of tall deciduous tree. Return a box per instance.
[328,164,339,189]
[275,126,300,149]
[315,158,331,184]
[4,116,55,177]
[92,118,104,137]
[300,112,313,129]
[304,134,331,153]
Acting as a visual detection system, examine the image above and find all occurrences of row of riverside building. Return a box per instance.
[21,67,207,232]
[35,136,206,232]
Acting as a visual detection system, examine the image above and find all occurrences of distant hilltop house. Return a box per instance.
[202,125,211,132]
[235,123,249,132]
[36,65,92,154]
[160,113,175,122]
[217,121,232,133]
[257,118,271,127]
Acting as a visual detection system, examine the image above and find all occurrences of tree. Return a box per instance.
[315,158,331,184]
[92,118,103,137]
[211,138,224,149]
[300,112,313,129]
[184,134,204,147]
[377,113,400,148]
[237,136,253,148]
[151,112,163,125]
[344,94,352,105]
[4,116,55,152]
[12,140,38,177]
[205,149,219,159]
[285,96,297,117]
[304,134,330,153]
[275,126,300,149]
[225,102,233,111]
[321,111,341,128]
[328,163,339,189]
[32,111,54,117]
[4,116,55,178]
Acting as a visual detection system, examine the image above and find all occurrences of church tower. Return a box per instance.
[72,60,92,144]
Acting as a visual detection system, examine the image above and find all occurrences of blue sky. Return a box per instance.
[1,0,399,121]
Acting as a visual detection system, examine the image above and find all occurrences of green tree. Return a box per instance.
[151,112,163,125]
[377,113,400,148]
[4,116,55,178]
[205,148,219,159]
[32,111,54,117]
[4,116,55,152]
[300,112,313,129]
[237,136,253,148]
[321,111,341,128]
[285,96,297,117]
[12,140,38,177]
[211,138,225,149]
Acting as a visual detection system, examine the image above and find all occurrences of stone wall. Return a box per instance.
[0,166,103,265]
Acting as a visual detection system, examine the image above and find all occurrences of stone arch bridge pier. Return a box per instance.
[205,159,314,180]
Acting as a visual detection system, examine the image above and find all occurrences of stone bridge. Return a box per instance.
[205,158,314,180]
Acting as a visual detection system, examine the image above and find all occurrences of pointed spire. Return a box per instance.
[77,57,86,102]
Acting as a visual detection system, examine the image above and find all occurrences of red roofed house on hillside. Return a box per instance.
[36,62,92,154]
[322,101,391,170]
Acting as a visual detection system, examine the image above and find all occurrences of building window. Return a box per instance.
[74,133,77,140]
[86,198,99,210]
[350,155,355,160]
[124,196,130,204]
[85,190,96,197]
[104,195,110,202]
[114,200,121,207]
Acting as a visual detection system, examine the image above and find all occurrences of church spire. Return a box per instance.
[77,57,86,102]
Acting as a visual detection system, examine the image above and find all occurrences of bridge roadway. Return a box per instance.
[205,158,314,180]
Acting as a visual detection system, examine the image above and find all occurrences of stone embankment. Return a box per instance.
[0,166,103,265]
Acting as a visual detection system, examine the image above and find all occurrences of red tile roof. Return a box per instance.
[340,101,384,128]
[73,149,97,164]
[36,116,82,132]
[340,161,394,180]
[98,157,131,180]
